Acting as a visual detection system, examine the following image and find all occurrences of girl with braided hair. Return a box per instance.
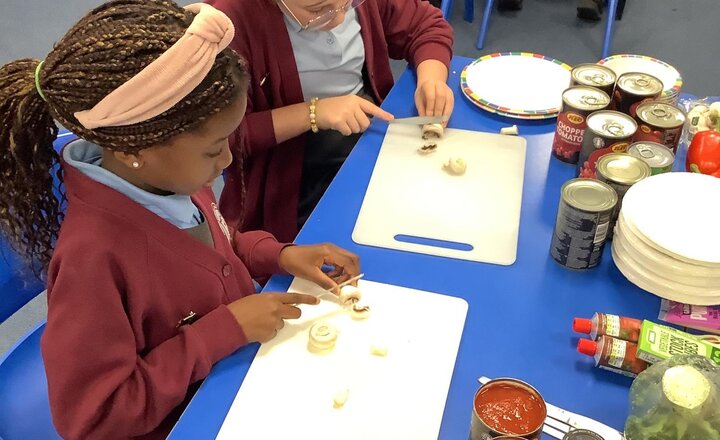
[0,1,359,438]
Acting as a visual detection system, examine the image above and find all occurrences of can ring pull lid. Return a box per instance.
[603,121,625,136]
[651,106,669,119]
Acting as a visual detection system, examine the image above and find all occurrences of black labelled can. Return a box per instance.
[552,87,611,164]
[595,153,651,240]
[611,72,663,117]
[632,101,686,153]
[470,378,547,440]
[627,141,674,175]
[563,429,605,440]
[570,63,617,97]
[550,179,618,269]
[577,111,637,178]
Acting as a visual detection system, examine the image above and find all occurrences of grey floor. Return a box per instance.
[1,0,718,356]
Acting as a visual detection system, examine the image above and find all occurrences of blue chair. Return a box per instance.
[472,0,620,58]
[0,132,76,440]
[440,0,475,22]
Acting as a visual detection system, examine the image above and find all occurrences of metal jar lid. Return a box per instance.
[563,87,610,111]
[596,153,652,185]
[628,141,674,168]
[562,429,605,440]
[617,72,664,96]
[587,110,638,138]
[635,101,686,128]
[561,179,618,212]
[571,63,617,87]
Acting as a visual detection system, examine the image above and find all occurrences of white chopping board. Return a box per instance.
[352,124,527,265]
[215,278,468,440]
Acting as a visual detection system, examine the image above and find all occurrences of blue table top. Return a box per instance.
[170,56,690,439]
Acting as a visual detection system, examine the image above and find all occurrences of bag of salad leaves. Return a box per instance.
[625,354,720,440]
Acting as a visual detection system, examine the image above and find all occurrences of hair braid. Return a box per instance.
[0,0,248,275]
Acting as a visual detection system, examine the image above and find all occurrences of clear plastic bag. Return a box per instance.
[625,354,720,440]
[678,96,720,144]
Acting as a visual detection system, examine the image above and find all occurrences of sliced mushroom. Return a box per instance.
[422,123,444,140]
[443,157,467,175]
[418,142,438,154]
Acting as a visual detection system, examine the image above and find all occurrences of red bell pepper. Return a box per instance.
[686,118,720,178]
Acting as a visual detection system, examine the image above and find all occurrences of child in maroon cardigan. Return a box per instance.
[209,0,455,241]
[0,1,359,439]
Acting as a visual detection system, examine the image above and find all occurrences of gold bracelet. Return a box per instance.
[309,97,319,133]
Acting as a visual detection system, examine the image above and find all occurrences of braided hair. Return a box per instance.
[0,0,248,276]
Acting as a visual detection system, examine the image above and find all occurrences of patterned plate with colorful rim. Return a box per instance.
[598,54,682,99]
[460,52,572,116]
[465,96,554,120]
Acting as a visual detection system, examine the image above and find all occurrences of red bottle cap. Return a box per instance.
[577,339,598,356]
[573,318,593,334]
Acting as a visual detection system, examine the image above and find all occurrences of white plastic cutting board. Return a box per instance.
[352,124,527,265]
[215,278,468,440]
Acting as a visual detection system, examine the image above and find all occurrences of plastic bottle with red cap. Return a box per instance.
[573,312,642,342]
[577,335,648,377]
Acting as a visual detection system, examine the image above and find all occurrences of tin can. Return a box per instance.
[611,72,663,117]
[550,179,618,270]
[596,153,651,240]
[633,101,686,153]
[627,141,674,174]
[570,63,617,96]
[552,87,611,164]
[562,429,605,440]
[577,111,637,178]
[470,378,547,440]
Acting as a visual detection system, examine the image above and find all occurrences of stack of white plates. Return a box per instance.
[612,172,720,305]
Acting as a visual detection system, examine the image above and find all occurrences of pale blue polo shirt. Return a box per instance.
[64,140,202,229]
[283,8,366,100]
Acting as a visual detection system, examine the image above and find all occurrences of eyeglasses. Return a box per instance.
[279,0,366,32]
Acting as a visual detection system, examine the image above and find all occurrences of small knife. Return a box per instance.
[389,115,448,125]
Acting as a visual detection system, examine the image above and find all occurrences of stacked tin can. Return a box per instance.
[611,72,663,118]
[576,111,638,178]
[570,64,616,96]
[627,142,674,174]
[550,179,618,269]
[552,87,611,164]
[632,101,686,153]
[595,153,651,240]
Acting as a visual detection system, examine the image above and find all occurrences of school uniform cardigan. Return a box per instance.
[41,158,288,439]
[209,0,454,242]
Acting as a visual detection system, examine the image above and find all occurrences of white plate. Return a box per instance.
[613,226,720,288]
[615,217,720,281]
[598,54,682,99]
[620,172,720,265]
[612,243,720,306]
[461,52,571,115]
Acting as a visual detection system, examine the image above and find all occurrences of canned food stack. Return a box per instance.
[611,172,720,306]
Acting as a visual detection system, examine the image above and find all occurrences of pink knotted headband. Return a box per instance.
[74,3,235,129]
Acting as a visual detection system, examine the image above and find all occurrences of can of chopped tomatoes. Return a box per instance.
[552,87,611,164]
[633,101,686,153]
[470,378,547,440]
[576,110,637,179]
[570,63,617,97]
[611,72,663,117]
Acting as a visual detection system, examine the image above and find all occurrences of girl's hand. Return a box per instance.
[278,243,361,293]
[315,96,394,136]
[227,293,319,343]
[415,79,454,122]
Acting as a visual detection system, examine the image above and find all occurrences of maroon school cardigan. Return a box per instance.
[41,157,288,439]
[210,0,453,242]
